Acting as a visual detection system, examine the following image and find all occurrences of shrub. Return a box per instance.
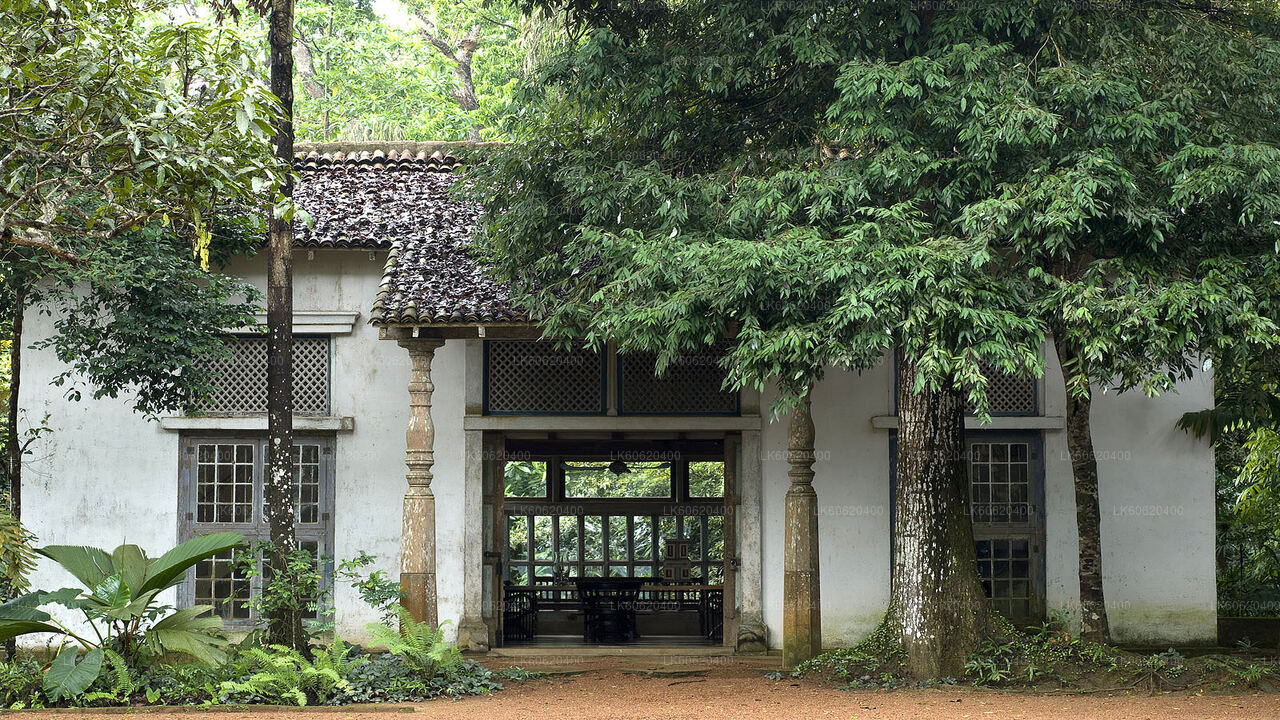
[0,532,243,675]
[366,605,461,681]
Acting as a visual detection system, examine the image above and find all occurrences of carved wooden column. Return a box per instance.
[783,394,821,668]
[399,337,446,628]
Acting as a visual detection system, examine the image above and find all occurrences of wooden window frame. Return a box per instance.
[503,453,727,587]
[177,434,336,631]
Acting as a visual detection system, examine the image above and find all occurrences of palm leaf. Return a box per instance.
[35,545,113,589]
[0,619,63,641]
[140,533,243,594]
[150,606,228,665]
[111,544,148,597]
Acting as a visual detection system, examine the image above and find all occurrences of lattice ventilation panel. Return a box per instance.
[970,362,1037,416]
[619,345,738,415]
[195,336,330,416]
[485,340,605,414]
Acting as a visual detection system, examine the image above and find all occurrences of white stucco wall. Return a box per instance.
[754,348,1216,649]
[1040,349,1217,645]
[759,359,896,649]
[18,254,1216,648]
[18,249,469,644]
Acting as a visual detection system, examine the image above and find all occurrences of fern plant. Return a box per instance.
[0,501,35,599]
[366,605,461,681]
[220,642,364,706]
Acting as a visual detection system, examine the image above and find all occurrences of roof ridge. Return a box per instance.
[294,140,503,157]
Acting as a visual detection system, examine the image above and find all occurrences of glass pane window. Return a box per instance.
[563,461,671,498]
[294,444,322,524]
[504,461,548,498]
[194,548,251,621]
[195,443,255,524]
[975,538,1034,619]
[970,441,1032,523]
[182,436,334,628]
[688,462,725,497]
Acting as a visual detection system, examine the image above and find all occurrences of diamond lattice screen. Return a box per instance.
[195,337,330,415]
[619,345,737,415]
[485,341,605,414]
[970,363,1037,416]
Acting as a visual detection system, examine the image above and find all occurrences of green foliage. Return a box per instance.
[219,641,365,706]
[0,501,35,599]
[232,541,330,638]
[43,647,104,702]
[366,605,461,681]
[1,0,283,250]
[231,0,540,142]
[2,0,273,421]
[471,0,1280,418]
[0,533,243,668]
[794,621,907,688]
[36,227,263,417]
[335,552,400,625]
[0,655,43,708]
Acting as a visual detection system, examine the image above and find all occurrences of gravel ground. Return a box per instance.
[36,666,1280,720]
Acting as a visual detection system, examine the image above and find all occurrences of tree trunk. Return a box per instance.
[1056,338,1111,644]
[452,30,482,141]
[889,354,994,679]
[5,286,23,522]
[3,286,23,660]
[265,0,305,651]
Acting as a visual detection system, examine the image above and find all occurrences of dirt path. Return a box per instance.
[44,667,1280,720]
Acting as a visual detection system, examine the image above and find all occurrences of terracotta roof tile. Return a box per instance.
[291,142,524,326]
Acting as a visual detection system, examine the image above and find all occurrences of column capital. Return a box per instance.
[786,394,815,488]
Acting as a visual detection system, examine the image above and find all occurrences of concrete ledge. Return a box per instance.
[229,311,362,335]
[870,415,1066,431]
[463,415,763,432]
[159,416,355,432]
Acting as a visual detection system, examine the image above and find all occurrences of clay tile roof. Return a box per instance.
[291,141,524,326]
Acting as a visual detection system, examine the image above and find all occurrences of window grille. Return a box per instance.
[179,436,334,627]
[969,441,1032,524]
[618,346,738,415]
[504,457,726,588]
[484,340,605,414]
[966,435,1043,622]
[974,363,1037,416]
[891,432,1044,622]
[976,538,1034,619]
[194,336,330,416]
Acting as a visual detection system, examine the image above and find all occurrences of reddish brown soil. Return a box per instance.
[44,666,1280,720]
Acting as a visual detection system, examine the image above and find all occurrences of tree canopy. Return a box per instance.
[469,0,1280,410]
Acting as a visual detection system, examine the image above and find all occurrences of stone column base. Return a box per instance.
[456,617,491,652]
[736,617,768,654]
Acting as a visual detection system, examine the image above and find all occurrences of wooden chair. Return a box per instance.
[577,578,643,643]
[502,585,538,642]
[700,588,724,643]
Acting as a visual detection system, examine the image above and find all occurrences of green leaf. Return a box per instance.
[111,544,148,597]
[0,602,51,622]
[35,546,113,589]
[43,647,104,702]
[141,533,243,594]
[0,619,64,642]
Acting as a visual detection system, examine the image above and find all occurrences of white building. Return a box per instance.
[18,141,1218,655]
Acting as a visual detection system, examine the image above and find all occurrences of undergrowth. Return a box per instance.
[794,612,1280,693]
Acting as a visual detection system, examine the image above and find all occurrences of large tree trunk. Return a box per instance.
[890,354,993,679]
[1055,338,1111,644]
[265,0,305,651]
